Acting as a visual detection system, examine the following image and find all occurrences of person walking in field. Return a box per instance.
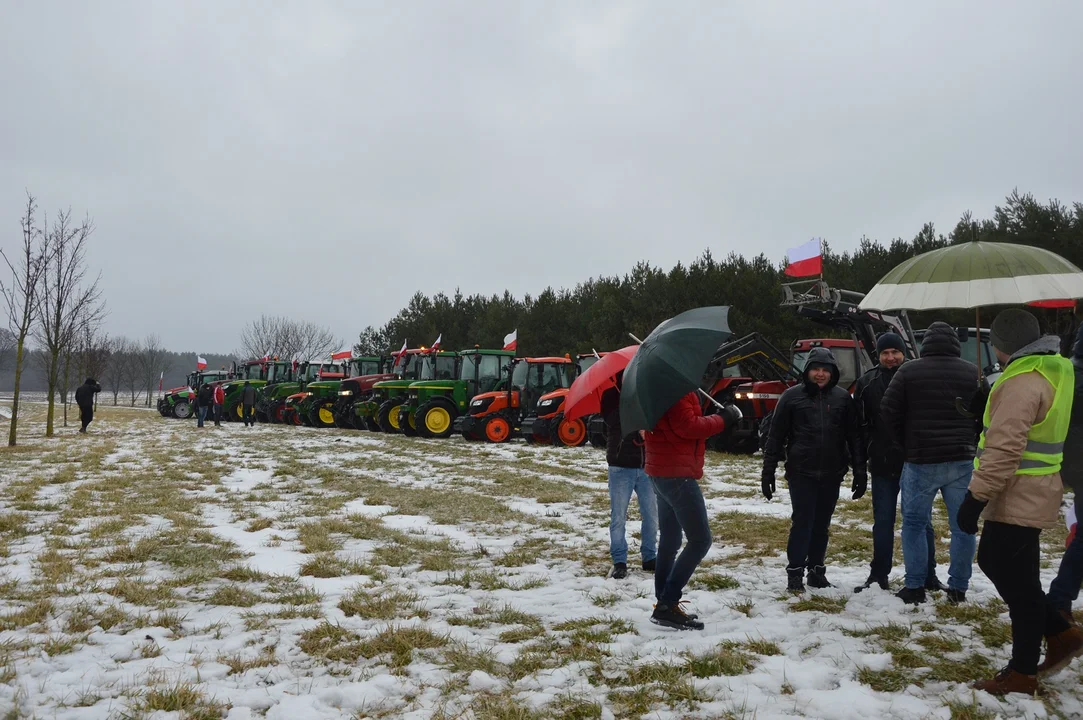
[196,383,213,428]
[762,347,866,592]
[74,377,101,433]
[600,378,657,580]
[242,381,257,427]
[958,309,1083,695]
[213,383,225,427]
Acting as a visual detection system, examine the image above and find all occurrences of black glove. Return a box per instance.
[957,490,988,535]
[719,403,742,431]
[761,470,775,500]
[851,469,868,500]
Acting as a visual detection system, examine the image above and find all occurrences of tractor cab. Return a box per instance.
[521,352,606,447]
[217,359,278,423]
[280,361,343,425]
[373,350,458,434]
[401,348,513,439]
[457,356,574,443]
[331,356,396,429]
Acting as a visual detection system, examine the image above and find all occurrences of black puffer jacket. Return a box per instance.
[762,346,865,483]
[1063,324,1083,496]
[74,379,101,410]
[880,322,986,465]
[197,384,213,408]
[600,388,644,469]
[854,363,905,479]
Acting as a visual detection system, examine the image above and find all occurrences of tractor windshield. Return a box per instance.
[244,364,264,381]
[186,372,198,387]
[353,360,381,376]
[420,354,457,380]
[511,360,529,389]
[578,356,599,374]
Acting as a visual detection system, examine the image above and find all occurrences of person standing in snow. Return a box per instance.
[213,383,225,427]
[958,310,1083,695]
[880,321,985,605]
[643,392,736,630]
[762,347,865,592]
[241,381,257,427]
[74,377,101,433]
[853,333,942,593]
[196,383,213,428]
[600,378,657,580]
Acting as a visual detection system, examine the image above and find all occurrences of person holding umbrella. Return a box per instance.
[74,377,102,434]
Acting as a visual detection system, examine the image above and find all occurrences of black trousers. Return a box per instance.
[79,406,93,431]
[243,403,254,425]
[977,520,1070,675]
[787,477,841,570]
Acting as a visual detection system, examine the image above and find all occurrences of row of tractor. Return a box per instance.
[158,281,999,453]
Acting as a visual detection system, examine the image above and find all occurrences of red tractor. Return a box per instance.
[454,356,574,443]
[520,352,607,447]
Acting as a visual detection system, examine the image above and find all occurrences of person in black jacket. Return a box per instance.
[241,381,257,427]
[853,333,942,593]
[600,377,656,580]
[197,383,213,428]
[762,346,866,592]
[74,377,101,433]
[880,321,987,605]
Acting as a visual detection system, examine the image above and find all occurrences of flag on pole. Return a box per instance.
[784,238,823,278]
[392,339,409,368]
[158,371,164,393]
[429,334,442,353]
[197,356,207,370]
[503,330,518,352]
[331,349,352,361]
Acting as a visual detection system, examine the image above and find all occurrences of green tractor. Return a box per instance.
[331,357,396,429]
[351,350,425,431]
[374,351,459,435]
[251,360,297,423]
[398,347,513,439]
[258,361,335,424]
[281,361,347,426]
[295,356,383,429]
[157,370,231,419]
[216,360,274,422]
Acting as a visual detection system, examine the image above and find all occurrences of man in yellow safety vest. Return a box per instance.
[958,308,1083,695]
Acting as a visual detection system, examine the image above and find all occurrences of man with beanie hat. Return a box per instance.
[853,333,943,593]
[881,322,986,606]
[958,309,1082,695]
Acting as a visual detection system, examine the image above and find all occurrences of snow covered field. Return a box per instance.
[1,403,1080,719]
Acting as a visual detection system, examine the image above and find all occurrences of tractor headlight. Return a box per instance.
[339,390,353,396]
[470,399,484,407]
[538,399,555,408]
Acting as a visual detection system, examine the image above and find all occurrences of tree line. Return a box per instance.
[353,190,1083,358]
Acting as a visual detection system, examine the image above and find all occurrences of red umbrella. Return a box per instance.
[563,346,638,421]
[1027,299,1077,309]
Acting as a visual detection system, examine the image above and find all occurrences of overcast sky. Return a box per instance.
[2,1,1081,353]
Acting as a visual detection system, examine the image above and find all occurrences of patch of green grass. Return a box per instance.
[207,585,263,607]
[856,666,919,692]
[218,645,277,675]
[946,698,998,720]
[498,625,547,644]
[370,543,416,567]
[298,553,377,579]
[108,578,176,607]
[882,642,925,669]
[936,600,1011,648]
[916,632,963,654]
[136,680,227,717]
[337,586,428,620]
[295,521,343,554]
[684,642,756,677]
[929,653,995,684]
[0,600,52,630]
[790,595,848,614]
[548,695,603,720]
[245,517,273,532]
[0,512,32,537]
[220,566,271,583]
[695,572,741,591]
[441,641,504,677]
[744,638,782,656]
[843,621,911,641]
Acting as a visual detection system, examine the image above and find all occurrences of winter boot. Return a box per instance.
[895,586,926,605]
[651,603,704,631]
[945,589,966,604]
[610,563,628,580]
[1037,625,1083,677]
[806,565,833,589]
[642,558,656,573]
[854,575,890,593]
[972,666,1038,696]
[786,566,805,593]
[924,576,945,592]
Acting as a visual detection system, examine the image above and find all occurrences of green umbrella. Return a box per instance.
[619,306,733,434]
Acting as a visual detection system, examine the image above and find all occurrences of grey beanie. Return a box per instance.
[990,309,1041,356]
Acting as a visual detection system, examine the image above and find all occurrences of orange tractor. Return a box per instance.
[454,356,574,443]
[520,352,606,447]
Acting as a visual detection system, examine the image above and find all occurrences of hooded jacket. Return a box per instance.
[643,392,726,479]
[854,362,905,479]
[762,347,865,483]
[1063,324,1083,496]
[74,378,101,411]
[969,336,1069,529]
[880,322,986,465]
[600,387,644,469]
[242,384,257,405]
[197,384,214,408]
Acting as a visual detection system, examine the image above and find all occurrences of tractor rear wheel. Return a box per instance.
[483,415,512,443]
[554,414,587,447]
[269,402,285,423]
[400,409,418,437]
[172,400,192,419]
[363,416,381,432]
[416,402,455,439]
[311,400,336,429]
[224,401,242,423]
[377,398,404,433]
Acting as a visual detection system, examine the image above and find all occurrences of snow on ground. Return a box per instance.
[1,400,1081,719]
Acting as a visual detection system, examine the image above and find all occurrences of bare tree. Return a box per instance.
[101,336,130,406]
[34,208,104,436]
[0,328,15,375]
[239,314,341,361]
[74,324,111,413]
[1,193,48,446]
[136,334,172,406]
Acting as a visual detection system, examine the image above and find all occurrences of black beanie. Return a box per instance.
[875,333,906,355]
[990,309,1041,356]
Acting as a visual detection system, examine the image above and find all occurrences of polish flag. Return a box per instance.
[429,334,442,353]
[158,371,164,392]
[503,330,518,352]
[331,349,352,361]
[197,356,207,370]
[784,238,823,278]
[392,339,409,368]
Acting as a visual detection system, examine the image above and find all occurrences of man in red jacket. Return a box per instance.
[213,384,225,427]
[644,391,736,630]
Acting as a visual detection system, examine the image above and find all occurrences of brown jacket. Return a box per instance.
[968,338,1065,529]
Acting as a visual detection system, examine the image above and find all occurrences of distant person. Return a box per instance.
[74,377,101,433]
[853,333,942,593]
[958,309,1081,694]
[196,383,213,428]
[762,347,865,592]
[213,383,225,427]
[643,391,736,630]
[242,381,257,427]
[880,321,986,605]
[600,377,656,580]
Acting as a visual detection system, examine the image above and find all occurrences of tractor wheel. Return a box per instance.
[416,402,455,439]
[255,409,268,424]
[483,415,512,443]
[288,408,303,426]
[172,400,192,419]
[554,414,588,447]
[223,401,241,423]
[311,400,337,429]
[397,407,418,437]
[588,431,606,448]
[270,402,285,424]
[363,416,381,432]
[333,411,352,429]
[377,398,405,433]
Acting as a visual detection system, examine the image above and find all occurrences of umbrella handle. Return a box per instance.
[627,332,727,411]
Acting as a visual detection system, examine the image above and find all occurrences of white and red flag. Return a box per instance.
[331,349,352,361]
[784,238,823,278]
[503,330,518,352]
[429,334,442,353]
[392,339,409,368]
[196,356,207,370]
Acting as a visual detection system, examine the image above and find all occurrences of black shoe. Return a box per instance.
[807,565,833,589]
[642,558,656,573]
[611,563,627,580]
[946,589,966,604]
[896,586,927,605]
[854,575,890,593]
[651,603,704,630]
[786,566,805,593]
[924,576,945,592]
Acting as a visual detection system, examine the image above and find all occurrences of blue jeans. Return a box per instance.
[197,406,208,427]
[1048,499,1083,613]
[609,466,658,565]
[650,477,712,605]
[871,474,937,581]
[900,460,975,591]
